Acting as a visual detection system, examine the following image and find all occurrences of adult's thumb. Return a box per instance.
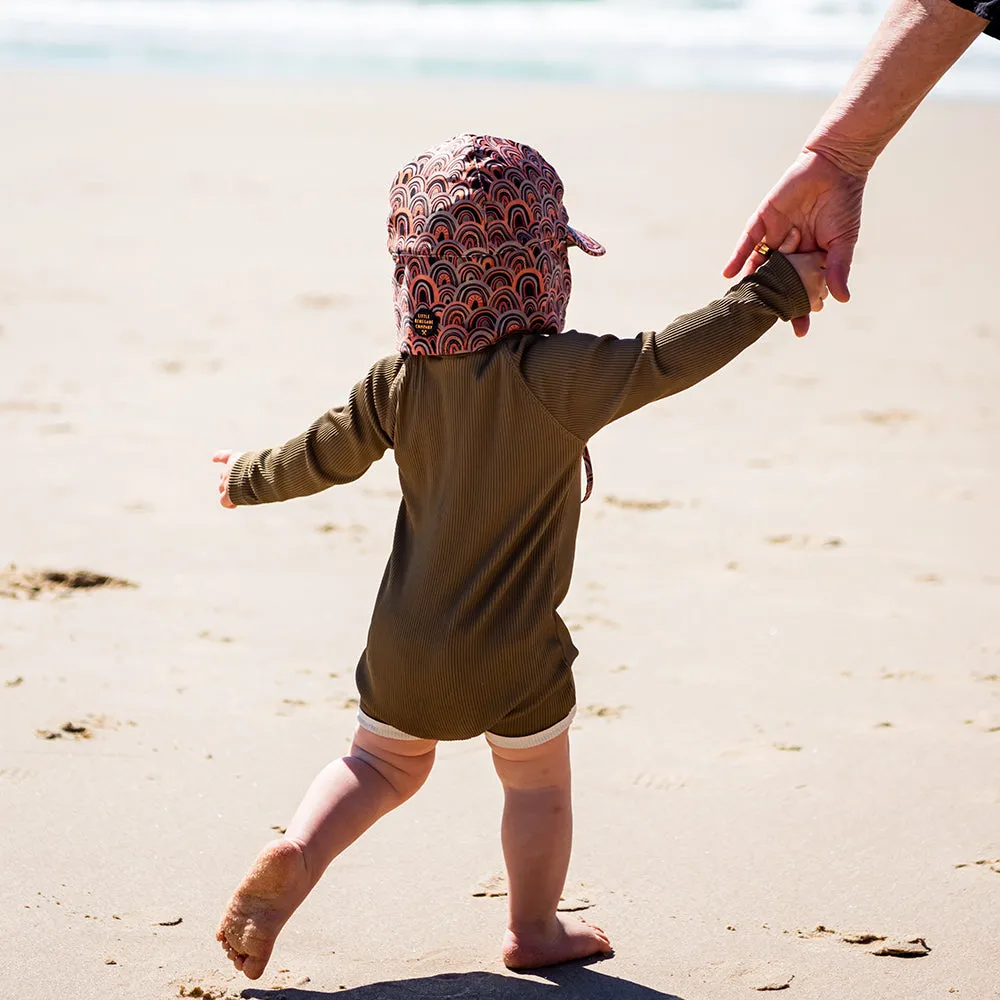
[826,239,855,303]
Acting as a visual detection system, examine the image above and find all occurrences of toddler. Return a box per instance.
[213,134,828,979]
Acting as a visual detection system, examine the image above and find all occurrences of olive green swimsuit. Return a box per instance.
[228,253,808,741]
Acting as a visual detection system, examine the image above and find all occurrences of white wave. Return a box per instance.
[0,0,997,97]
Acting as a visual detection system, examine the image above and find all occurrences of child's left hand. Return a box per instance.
[212,450,239,509]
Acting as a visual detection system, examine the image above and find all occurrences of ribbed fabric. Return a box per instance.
[228,253,809,741]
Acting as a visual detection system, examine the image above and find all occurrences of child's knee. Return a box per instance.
[490,732,570,791]
[351,728,436,802]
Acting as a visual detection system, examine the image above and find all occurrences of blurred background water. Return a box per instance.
[1,0,999,98]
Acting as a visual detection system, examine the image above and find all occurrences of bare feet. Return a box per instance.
[502,913,613,970]
[216,838,312,980]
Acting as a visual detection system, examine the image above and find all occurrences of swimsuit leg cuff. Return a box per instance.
[357,708,424,741]
[485,706,577,750]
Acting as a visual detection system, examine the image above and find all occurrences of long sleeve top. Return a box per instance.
[227,252,809,740]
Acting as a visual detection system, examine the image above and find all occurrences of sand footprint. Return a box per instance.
[796,924,931,957]
[472,872,596,911]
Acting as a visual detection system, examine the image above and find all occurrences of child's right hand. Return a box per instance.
[785,251,829,327]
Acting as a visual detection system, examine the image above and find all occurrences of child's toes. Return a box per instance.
[242,952,271,980]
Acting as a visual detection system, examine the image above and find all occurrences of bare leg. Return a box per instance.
[490,732,612,970]
[216,727,436,979]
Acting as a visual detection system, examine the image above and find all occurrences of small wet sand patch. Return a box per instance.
[0,400,62,413]
[756,976,794,992]
[176,984,238,1000]
[880,668,932,681]
[1,565,136,600]
[604,495,677,511]
[765,535,843,550]
[35,714,133,741]
[631,771,687,791]
[954,858,1000,874]
[36,721,94,741]
[197,630,234,643]
[861,409,918,426]
[582,704,626,720]
[316,522,367,537]
[297,292,347,309]
[777,374,820,388]
[565,612,619,632]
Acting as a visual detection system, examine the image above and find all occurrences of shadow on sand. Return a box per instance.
[242,965,688,1000]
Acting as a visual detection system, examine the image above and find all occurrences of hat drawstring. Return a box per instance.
[582,447,593,503]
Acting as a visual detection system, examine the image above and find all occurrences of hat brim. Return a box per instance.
[567,225,606,257]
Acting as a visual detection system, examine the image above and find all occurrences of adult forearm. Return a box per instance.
[806,0,987,175]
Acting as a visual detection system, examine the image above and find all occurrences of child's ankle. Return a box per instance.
[507,914,559,938]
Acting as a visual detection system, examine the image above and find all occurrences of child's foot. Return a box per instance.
[502,914,613,970]
[216,838,312,980]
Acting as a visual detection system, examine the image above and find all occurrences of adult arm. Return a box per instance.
[724,0,989,335]
[227,356,402,505]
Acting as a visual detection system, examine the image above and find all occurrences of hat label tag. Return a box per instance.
[412,307,439,340]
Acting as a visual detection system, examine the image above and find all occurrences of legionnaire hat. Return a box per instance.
[388,134,605,357]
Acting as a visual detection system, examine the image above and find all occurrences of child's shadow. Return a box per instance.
[242,966,688,1000]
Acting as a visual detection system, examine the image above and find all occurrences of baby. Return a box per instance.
[213,134,828,979]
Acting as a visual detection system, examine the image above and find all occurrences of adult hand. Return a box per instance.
[724,149,866,337]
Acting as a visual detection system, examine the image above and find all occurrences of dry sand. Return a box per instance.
[1,70,998,1000]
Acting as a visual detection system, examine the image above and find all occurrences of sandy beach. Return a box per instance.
[1,69,998,1000]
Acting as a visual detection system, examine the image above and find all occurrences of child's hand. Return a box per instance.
[212,450,239,509]
[786,251,829,335]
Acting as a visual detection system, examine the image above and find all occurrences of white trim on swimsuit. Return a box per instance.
[356,705,577,749]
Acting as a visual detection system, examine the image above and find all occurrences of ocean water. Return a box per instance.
[1,0,998,98]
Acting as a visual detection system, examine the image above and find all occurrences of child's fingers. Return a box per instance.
[214,449,237,509]
[777,227,801,254]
